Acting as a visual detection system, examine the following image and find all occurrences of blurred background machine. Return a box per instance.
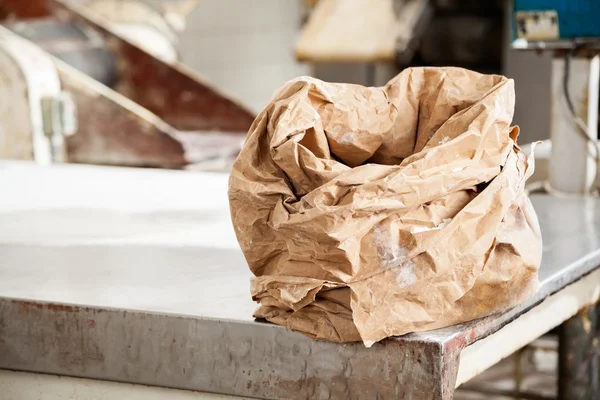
[0,0,254,170]
[297,0,504,84]
[512,0,600,195]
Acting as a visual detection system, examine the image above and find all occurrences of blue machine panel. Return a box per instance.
[514,0,600,40]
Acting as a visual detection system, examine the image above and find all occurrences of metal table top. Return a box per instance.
[2,194,600,399]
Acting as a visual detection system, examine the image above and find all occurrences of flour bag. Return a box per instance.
[228,67,542,346]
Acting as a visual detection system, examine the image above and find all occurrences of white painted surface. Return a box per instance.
[0,370,248,400]
[456,267,600,387]
[549,57,598,194]
[0,161,237,247]
[0,29,62,164]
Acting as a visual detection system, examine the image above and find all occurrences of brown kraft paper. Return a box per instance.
[228,67,542,347]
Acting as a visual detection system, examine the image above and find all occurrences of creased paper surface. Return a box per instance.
[228,67,542,346]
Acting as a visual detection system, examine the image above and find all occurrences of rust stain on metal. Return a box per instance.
[234,339,456,399]
[46,303,79,312]
[11,299,103,315]
[440,342,461,399]
[0,0,51,19]
[14,300,78,313]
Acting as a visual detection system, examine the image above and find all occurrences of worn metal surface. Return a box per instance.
[558,304,600,400]
[0,295,452,399]
[1,194,600,399]
[57,61,187,168]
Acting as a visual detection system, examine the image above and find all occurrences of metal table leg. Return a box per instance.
[558,303,600,400]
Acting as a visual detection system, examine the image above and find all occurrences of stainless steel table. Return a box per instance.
[1,194,600,400]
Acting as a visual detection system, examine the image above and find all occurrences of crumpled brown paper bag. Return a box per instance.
[228,67,542,347]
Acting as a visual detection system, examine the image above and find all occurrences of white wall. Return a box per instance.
[178,0,311,113]
[503,50,552,143]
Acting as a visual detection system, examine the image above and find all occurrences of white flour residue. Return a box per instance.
[452,166,464,173]
[410,225,433,233]
[339,132,355,145]
[396,260,417,288]
[329,124,341,134]
[288,284,304,300]
[493,96,507,122]
[373,225,407,269]
[439,136,450,145]
[437,218,452,229]
[409,218,452,234]
[443,184,454,193]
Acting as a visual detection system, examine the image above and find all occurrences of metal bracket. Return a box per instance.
[41,92,78,163]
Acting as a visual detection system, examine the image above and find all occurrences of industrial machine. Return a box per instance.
[0,0,254,170]
[296,0,505,85]
[513,1,600,42]
[512,0,600,195]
